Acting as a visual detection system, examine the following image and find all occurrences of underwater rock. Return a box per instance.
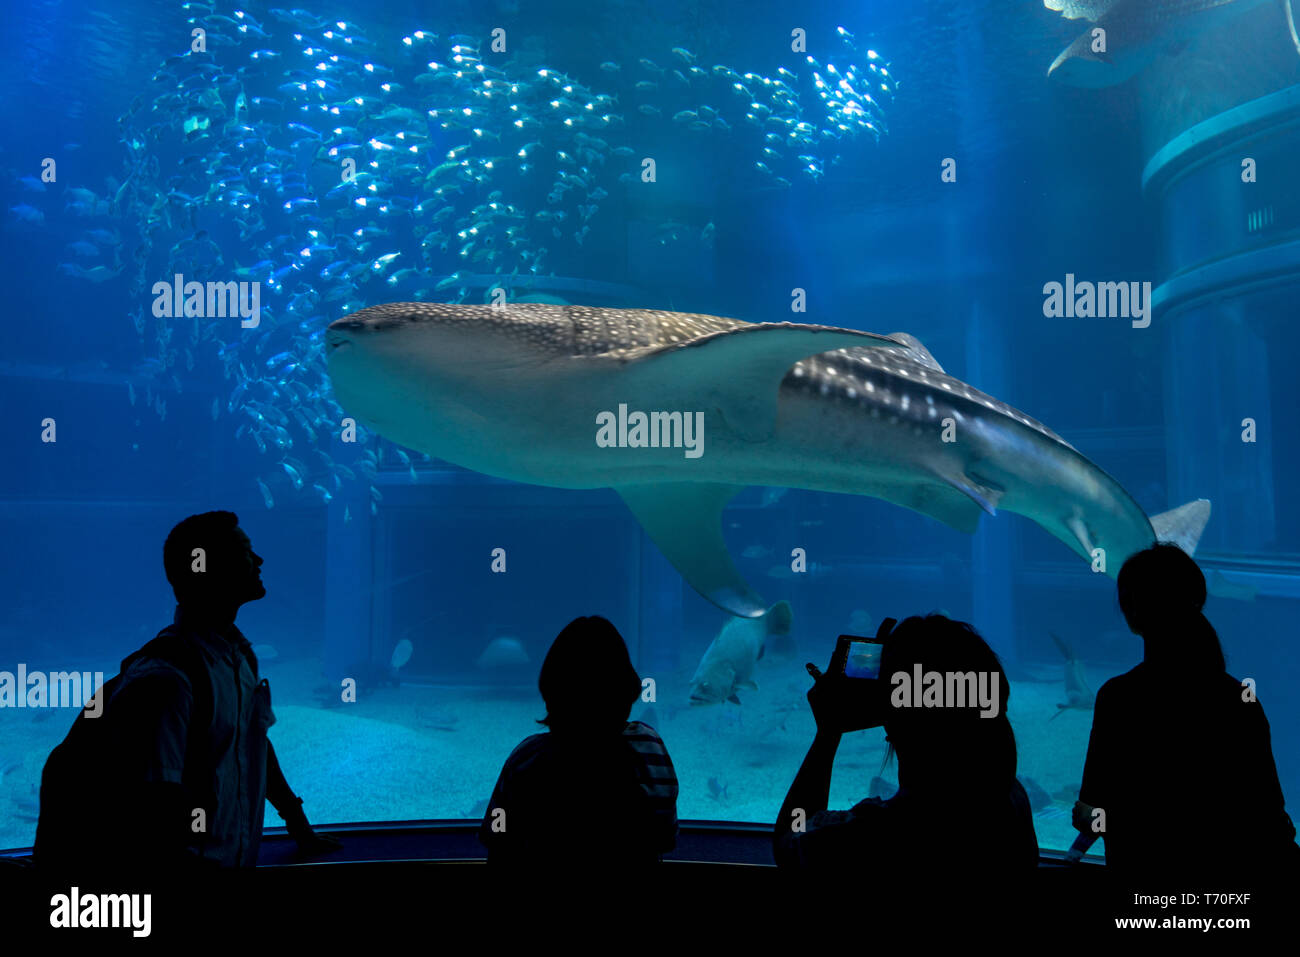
[475,636,530,670]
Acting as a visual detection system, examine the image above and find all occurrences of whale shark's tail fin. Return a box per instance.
[1150,498,1212,557]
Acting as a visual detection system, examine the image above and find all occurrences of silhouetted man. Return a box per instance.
[35,510,338,874]
[1075,544,1297,882]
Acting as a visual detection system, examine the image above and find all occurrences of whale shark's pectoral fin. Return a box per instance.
[632,322,904,443]
[617,482,765,618]
[939,470,1005,517]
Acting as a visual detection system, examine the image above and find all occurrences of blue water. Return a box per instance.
[1,0,1299,857]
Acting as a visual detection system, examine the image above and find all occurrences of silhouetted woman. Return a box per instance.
[1076,544,1297,880]
[479,616,678,870]
[774,615,1038,875]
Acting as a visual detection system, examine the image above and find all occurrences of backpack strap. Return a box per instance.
[133,628,218,849]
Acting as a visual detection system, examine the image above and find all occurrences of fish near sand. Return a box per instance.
[689,600,793,705]
[1044,0,1298,88]
[340,639,416,694]
[326,303,1211,618]
[707,775,730,804]
[1048,633,1096,720]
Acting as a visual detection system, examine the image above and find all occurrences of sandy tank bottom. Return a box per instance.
[1,654,1102,857]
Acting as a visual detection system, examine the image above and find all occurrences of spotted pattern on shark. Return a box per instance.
[326,302,1211,617]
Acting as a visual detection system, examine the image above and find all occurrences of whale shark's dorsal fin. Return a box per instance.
[616,482,766,617]
[883,332,946,374]
[625,322,904,443]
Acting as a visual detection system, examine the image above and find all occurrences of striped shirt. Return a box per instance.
[479,721,678,866]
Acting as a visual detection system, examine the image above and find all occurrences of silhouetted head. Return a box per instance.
[537,616,642,734]
[1117,544,1223,672]
[880,615,1016,790]
[164,511,265,613]
[1117,543,1205,636]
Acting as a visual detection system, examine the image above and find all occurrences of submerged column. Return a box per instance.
[323,482,372,682]
[967,297,1018,668]
[637,527,682,685]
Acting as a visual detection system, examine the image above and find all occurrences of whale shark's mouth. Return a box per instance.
[325,327,353,350]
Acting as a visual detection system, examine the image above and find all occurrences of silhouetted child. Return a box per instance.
[479,616,678,870]
[774,615,1038,875]
[1075,544,1298,880]
[35,511,338,875]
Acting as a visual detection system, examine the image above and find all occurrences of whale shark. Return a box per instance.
[325,302,1210,618]
[1044,0,1299,88]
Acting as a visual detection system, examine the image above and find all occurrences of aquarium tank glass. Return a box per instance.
[2,0,1298,863]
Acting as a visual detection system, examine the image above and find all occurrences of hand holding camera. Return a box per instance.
[804,618,895,734]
